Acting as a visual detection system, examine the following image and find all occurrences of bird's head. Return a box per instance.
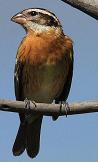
[11,8,63,35]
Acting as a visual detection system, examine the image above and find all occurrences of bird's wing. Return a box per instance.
[14,58,24,101]
[14,37,26,101]
[55,39,74,103]
[13,42,43,158]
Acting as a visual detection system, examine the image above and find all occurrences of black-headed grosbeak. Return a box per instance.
[11,8,73,158]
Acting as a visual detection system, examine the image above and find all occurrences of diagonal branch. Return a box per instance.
[0,99,98,116]
[61,0,98,20]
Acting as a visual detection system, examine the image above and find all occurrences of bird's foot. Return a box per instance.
[60,101,70,117]
[24,98,37,109]
[24,98,37,124]
[31,100,37,108]
[24,98,30,109]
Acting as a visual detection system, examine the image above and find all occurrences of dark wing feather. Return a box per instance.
[13,58,26,155]
[53,48,73,120]
[14,58,25,122]
[13,55,43,158]
[55,48,74,103]
[14,59,24,101]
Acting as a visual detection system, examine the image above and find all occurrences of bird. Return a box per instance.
[11,8,74,158]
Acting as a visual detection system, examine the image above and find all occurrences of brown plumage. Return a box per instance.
[11,8,73,158]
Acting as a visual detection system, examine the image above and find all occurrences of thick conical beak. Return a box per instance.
[11,13,26,24]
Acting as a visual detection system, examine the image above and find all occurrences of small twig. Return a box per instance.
[61,0,98,20]
[0,99,98,116]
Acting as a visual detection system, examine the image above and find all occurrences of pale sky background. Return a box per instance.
[0,0,98,162]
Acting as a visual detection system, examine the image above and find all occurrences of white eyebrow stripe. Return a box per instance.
[25,8,58,22]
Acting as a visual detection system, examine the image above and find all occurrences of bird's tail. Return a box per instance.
[12,115,43,158]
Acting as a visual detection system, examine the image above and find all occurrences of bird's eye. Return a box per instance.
[50,17,58,26]
[30,11,37,16]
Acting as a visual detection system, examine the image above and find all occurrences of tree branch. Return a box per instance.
[61,0,98,20]
[0,99,98,116]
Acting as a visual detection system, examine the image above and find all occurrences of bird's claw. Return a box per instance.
[24,98,30,109]
[32,100,37,107]
[24,99,37,124]
[60,101,70,117]
[24,98,37,109]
